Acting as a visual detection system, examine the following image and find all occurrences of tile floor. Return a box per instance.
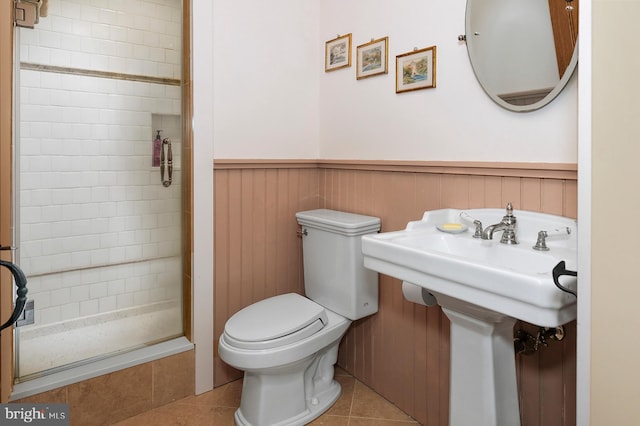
[114,368,419,425]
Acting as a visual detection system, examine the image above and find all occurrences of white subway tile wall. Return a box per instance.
[19,0,182,79]
[18,0,183,327]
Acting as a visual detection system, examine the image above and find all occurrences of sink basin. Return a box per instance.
[362,208,577,327]
[361,207,577,426]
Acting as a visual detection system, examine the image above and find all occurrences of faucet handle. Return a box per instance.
[472,220,483,238]
[532,227,571,251]
[459,212,483,238]
[533,231,550,251]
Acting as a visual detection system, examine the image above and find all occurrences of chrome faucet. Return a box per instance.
[482,202,519,244]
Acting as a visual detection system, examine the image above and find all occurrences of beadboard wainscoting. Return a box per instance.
[213,159,578,426]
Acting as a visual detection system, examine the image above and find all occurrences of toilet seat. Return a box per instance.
[223,293,328,350]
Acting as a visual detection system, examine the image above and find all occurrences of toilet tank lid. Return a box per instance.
[224,293,328,343]
[296,209,380,236]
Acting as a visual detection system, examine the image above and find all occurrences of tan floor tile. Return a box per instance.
[308,414,350,425]
[180,379,242,408]
[350,381,415,422]
[210,406,237,426]
[349,418,419,426]
[113,371,419,426]
[114,402,216,425]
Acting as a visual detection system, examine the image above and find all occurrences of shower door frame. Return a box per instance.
[0,0,15,402]
[0,0,194,401]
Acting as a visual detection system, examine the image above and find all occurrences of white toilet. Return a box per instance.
[218,209,381,426]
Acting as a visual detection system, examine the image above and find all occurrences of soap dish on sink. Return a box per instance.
[436,223,468,234]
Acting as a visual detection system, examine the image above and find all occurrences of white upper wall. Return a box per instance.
[212,1,321,159]
[212,0,577,163]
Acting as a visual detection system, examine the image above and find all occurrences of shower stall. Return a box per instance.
[13,0,186,381]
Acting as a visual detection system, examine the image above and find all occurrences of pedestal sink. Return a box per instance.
[361,207,577,426]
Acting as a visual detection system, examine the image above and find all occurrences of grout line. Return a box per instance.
[346,378,357,425]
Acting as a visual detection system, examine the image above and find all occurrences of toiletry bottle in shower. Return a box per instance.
[153,130,162,167]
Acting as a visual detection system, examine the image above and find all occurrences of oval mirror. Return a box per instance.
[465,0,578,112]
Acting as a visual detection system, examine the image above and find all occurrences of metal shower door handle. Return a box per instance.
[552,260,577,297]
[160,137,172,187]
[0,260,28,331]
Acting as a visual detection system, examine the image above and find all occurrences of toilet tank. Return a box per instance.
[296,209,381,320]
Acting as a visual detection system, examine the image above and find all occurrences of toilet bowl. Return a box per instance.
[219,293,351,426]
[218,209,381,426]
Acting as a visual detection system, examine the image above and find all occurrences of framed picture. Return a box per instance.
[356,37,389,79]
[325,34,352,72]
[395,46,437,93]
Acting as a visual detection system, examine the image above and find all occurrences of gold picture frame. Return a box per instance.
[325,33,352,72]
[396,46,437,93]
[356,37,389,80]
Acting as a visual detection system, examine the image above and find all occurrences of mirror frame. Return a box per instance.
[464,0,578,113]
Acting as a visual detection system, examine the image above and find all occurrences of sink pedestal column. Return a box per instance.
[442,301,520,426]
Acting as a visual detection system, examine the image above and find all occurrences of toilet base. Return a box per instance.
[234,341,343,426]
[235,380,341,426]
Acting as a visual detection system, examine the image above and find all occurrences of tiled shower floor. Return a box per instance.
[17,302,182,378]
[115,368,419,425]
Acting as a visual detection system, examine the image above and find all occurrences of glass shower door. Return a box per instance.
[14,0,185,380]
